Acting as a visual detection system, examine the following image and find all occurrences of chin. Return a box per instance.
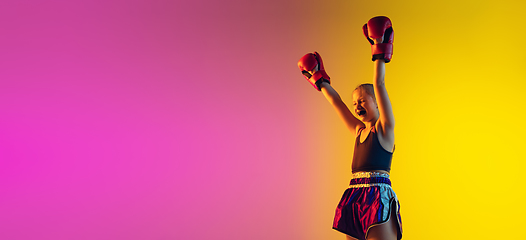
[359,117,368,123]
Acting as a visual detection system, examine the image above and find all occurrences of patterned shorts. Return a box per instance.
[333,172,402,240]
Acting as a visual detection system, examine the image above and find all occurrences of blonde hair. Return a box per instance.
[354,83,376,101]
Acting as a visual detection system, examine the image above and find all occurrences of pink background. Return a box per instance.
[0,1,318,239]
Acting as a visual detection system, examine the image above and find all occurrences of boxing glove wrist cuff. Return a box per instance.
[309,71,330,91]
[371,43,393,62]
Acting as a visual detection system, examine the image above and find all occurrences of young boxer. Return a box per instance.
[298,16,402,240]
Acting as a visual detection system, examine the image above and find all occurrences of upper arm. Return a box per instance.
[373,60,395,134]
[320,83,364,136]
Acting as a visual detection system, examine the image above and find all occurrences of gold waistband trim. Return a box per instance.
[348,183,392,188]
[351,172,390,179]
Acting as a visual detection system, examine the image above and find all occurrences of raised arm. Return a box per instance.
[320,82,364,136]
[363,16,396,140]
[298,52,364,137]
[373,59,395,133]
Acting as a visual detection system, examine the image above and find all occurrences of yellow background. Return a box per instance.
[299,1,526,239]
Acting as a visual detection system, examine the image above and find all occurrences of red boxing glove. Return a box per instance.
[363,16,394,62]
[298,52,330,91]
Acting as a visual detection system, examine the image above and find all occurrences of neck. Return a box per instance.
[364,119,377,129]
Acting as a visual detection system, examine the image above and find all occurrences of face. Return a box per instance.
[352,89,379,123]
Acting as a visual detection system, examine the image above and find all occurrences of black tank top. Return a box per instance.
[351,126,393,173]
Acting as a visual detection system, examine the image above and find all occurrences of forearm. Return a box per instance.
[373,59,386,86]
[320,82,362,134]
[320,82,343,105]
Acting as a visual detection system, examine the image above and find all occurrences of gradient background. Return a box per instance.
[1,0,525,239]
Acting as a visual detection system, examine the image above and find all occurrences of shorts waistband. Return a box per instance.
[351,171,390,179]
[349,172,391,188]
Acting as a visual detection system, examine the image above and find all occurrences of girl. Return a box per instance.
[298,16,402,240]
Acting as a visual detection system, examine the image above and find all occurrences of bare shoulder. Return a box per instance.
[355,123,365,137]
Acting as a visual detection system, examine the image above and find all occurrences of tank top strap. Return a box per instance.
[357,127,365,136]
